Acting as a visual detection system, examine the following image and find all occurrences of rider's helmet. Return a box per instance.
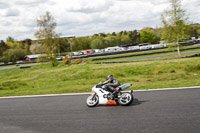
[106,74,113,81]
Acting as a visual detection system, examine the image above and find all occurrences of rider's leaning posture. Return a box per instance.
[103,75,120,94]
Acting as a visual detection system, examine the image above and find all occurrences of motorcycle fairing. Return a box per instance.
[106,100,117,106]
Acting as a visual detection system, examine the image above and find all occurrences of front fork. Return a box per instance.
[91,93,97,100]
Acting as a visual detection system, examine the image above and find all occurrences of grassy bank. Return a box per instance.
[0,56,200,97]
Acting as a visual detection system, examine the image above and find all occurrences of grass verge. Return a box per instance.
[0,56,200,97]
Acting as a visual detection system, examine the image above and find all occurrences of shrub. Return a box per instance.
[184,64,200,72]
[49,57,59,67]
[63,58,71,65]
[0,48,26,63]
[74,59,82,64]
[36,56,48,63]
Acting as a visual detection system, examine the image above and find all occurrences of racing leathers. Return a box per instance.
[103,78,120,93]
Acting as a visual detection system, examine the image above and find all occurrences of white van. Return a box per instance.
[104,46,122,52]
[127,46,140,51]
[139,43,152,50]
[151,44,166,49]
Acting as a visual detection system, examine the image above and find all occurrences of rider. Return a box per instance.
[103,75,120,94]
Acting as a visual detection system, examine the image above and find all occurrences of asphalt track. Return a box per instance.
[0,88,200,133]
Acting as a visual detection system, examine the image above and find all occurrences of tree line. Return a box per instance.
[1,25,200,63]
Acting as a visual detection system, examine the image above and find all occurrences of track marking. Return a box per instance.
[0,86,199,99]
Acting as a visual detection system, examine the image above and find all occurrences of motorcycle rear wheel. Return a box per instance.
[86,95,99,107]
[118,92,133,106]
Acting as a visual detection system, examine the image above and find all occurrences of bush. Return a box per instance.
[185,64,200,72]
[0,48,26,63]
[63,58,71,65]
[36,56,48,63]
[74,59,82,64]
[49,56,59,67]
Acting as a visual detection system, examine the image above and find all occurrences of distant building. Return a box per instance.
[24,54,46,62]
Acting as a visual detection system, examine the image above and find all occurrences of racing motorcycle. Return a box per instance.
[86,82,134,107]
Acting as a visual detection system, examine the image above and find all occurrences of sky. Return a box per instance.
[0,0,200,41]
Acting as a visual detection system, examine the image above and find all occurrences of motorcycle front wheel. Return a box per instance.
[118,92,133,106]
[86,95,99,107]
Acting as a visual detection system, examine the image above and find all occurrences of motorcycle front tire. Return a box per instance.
[86,95,99,107]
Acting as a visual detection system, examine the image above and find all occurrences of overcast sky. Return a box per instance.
[0,0,199,41]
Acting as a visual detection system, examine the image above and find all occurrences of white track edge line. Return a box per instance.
[0,86,200,99]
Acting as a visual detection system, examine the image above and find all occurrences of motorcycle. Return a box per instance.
[86,82,134,107]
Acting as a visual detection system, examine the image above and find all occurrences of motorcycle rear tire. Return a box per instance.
[118,92,133,106]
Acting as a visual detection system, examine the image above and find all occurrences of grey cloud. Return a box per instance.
[150,0,169,5]
[5,9,20,17]
[57,12,107,28]
[15,0,51,7]
[69,5,112,14]
[1,21,12,26]
[117,0,169,5]
[24,20,36,27]
[71,8,104,14]
[0,2,10,9]
[68,1,114,14]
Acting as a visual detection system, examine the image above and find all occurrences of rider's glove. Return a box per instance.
[102,85,107,90]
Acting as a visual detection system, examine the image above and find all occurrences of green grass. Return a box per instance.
[0,56,200,97]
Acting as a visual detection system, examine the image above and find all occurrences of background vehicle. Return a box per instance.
[139,43,152,50]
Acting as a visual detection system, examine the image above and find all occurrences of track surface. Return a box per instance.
[0,88,200,133]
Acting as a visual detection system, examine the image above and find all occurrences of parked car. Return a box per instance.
[139,43,152,50]
[197,38,200,43]
[104,46,122,52]
[127,46,140,51]
[85,50,95,54]
[56,56,64,61]
[94,49,104,53]
[72,52,80,56]
[79,51,87,55]
[151,44,166,49]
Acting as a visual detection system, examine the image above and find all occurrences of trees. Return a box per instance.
[103,35,117,47]
[69,37,91,51]
[6,41,20,49]
[0,48,26,63]
[20,39,32,54]
[6,36,14,42]
[30,43,43,54]
[127,30,141,44]
[140,30,157,44]
[0,40,9,56]
[120,34,131,46]
[35,11,60,66]
[190,25,200,39]
[90,38,104,49]
[161,0,190,56]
